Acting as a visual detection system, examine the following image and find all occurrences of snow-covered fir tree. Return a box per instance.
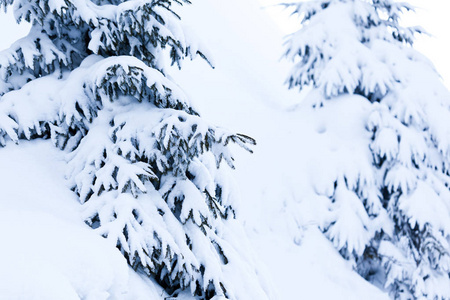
[284,0,450,299]
[0,0,271,299]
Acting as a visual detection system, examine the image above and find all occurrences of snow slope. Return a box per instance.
[172,0,390,299]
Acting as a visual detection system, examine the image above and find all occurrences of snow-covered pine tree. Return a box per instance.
[0,0,269,299]
[284,0,450,299]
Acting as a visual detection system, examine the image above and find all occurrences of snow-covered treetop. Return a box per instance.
[284,0,424,99]
[0,0,220,149]
[0,0,210,94]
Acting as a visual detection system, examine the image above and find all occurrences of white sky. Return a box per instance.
[1,0,450,86]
